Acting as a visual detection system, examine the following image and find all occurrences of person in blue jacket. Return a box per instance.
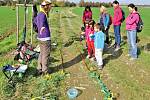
[90,23,105,70]
[99,6,111,45]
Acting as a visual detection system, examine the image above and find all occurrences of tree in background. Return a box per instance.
[0,0,111,7]
[79,0,84,7]
[79,0,112,8]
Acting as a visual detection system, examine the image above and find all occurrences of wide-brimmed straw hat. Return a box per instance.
[41,0,52,6]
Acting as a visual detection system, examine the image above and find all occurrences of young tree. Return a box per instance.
[79,0,84,7]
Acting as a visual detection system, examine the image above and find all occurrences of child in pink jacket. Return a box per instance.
[86,20,95,60]
[82,6,92,26]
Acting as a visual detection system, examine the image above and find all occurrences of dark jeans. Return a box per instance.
[114,25,121,47]
[101,25,110,44]
[104,27,110,44]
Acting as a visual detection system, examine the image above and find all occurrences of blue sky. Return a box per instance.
[69,0,150,5]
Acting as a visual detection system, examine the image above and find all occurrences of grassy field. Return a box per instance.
[0,7,67,100]
[0,7,28,36]
[0,6,150,100]
[73,7,150,99]
[0,6,33,57]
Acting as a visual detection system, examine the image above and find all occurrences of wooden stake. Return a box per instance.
[16,5,19,44]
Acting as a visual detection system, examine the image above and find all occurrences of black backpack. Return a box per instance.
[121,9,125,23]
[137,13,143,33]
[32,4,38,33]
[109,14,112,25]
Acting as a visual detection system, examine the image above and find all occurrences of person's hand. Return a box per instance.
[89,34,93,37]
[82,20,84,23]
[40,27,45,34]
[81,32,85,35]
[105,27,107,31]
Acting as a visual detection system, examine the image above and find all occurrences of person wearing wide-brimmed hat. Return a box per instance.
[36,0,52,75]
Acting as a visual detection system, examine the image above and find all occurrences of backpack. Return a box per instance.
[14,41,36,63]
[109,14,112,25]
[136,13,143,32]
[32,4,38,33]
[121,9,125,23]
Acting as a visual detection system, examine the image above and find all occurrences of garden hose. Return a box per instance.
[75,31,115,99]
[89,71,114,100]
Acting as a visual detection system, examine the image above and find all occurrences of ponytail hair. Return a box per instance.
[128,3,135,9]
[135,7,138,11]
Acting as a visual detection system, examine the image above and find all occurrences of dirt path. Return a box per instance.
[57,8,129,100]
[58,9,102,100]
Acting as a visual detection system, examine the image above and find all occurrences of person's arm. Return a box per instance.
[106,14,110,27]
[126,14,139,25]
[89,11,92,19]
[99,14,102,24]
[33,17,37,25]
[104,14,110,29]
[40,27,45,34]
[82,11,85,23]
[101,33,105,49]
[113,8,122,24]
[39,13,46,34]
[118,8,123,22]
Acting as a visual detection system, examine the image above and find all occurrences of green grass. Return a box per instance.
[0,7,27,35]
[0,7,67,100]
[0,6,34,56]
[0,6,150,100]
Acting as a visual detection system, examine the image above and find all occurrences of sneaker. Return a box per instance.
[112,43,117,48]
[105,43,110,49]
[42,69,52,75]
[98,65,103,70]
[86,55,91,59]
[36,69,42,76]
[126,54,131,57]
[130,57,137,61]
[90,57,96,61]
[114,46,120,51]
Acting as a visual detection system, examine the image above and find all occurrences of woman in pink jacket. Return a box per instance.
[82,6,92,27]
[126,4,139,60]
